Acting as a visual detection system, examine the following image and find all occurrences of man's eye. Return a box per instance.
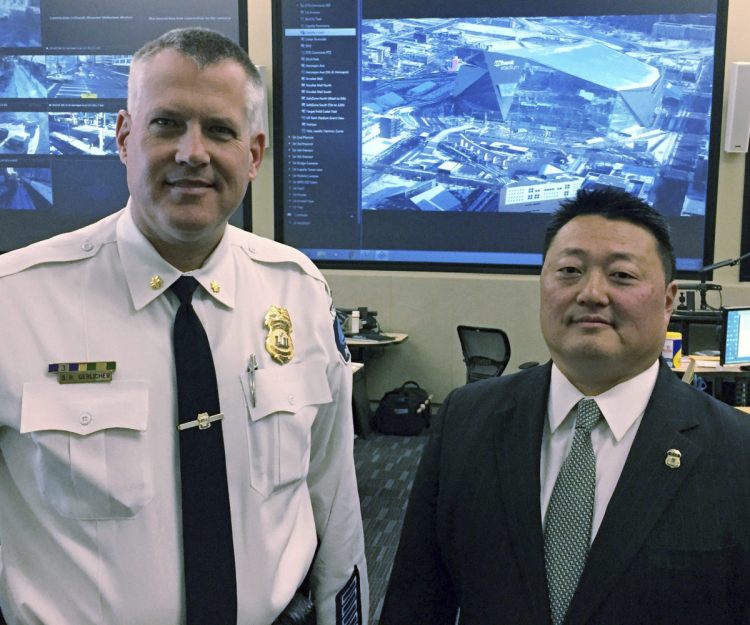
[612,271,636,281]
[211,126,237,138]
[151,118,178,129]
[558,266,581,276]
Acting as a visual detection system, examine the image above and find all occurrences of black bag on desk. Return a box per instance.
[374,381,432,435]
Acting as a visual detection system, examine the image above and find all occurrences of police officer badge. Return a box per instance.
[264,305,294,364]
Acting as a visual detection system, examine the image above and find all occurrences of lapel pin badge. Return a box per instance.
[264,305,294,365]
[665,448,682,469]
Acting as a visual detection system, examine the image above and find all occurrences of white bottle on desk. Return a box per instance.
[350,310,360,334]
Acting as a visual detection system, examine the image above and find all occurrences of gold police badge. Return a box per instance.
[264,306,294,364]
[665,448,682,469]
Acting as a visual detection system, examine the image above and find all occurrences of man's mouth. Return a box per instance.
[167,178,214,188]
[572,314,613,326]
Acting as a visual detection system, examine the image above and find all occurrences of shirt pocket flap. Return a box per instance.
[20,380,149,436]
[250,361,332,421]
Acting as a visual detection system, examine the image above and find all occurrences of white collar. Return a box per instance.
[116,202,236,311]
[547,360,660,441]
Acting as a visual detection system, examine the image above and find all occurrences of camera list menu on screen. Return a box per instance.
[278,1,362,254]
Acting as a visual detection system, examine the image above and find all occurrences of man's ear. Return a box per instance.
[248,132,266,182]
[665,280,678,319]
[115,110,131,165]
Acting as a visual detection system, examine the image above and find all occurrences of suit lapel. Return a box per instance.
[494,363,552,625]
[566,364,703,624]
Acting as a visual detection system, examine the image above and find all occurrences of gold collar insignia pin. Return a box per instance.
[264,305,294,364]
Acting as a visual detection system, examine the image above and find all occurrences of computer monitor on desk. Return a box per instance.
[336,307,379,336]
[669,309,722,356]
[720,307,750,366]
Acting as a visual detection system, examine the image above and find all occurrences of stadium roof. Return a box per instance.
[497,41,660,92]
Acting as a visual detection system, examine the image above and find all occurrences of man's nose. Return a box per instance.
[175,125,209,166]
[576,271,609,305]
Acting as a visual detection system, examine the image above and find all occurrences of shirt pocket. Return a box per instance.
[240,360,332,497]
[20,380,152,520]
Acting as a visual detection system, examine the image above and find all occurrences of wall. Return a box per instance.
[247,0,750,402]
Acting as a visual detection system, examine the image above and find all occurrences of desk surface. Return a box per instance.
[672,355,748,375]
[346,332,408,347]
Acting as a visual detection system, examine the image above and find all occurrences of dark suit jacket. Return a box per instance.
[380,362,750,625]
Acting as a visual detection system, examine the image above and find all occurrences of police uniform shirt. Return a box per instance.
[0,205,368,625]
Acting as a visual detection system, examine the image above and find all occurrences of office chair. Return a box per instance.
[457,325,511,384]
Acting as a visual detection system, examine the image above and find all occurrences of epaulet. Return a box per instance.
[229,227,329,290]
[0,211,121,279]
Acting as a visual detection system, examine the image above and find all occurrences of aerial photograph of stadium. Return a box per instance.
[361,14,716,217]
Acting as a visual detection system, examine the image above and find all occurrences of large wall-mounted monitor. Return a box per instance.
[0,0,248,252]
[272,0,728,273]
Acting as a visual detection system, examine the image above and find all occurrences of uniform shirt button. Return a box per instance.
[81,240,94,252]
[80,413,92,426]
[288,394,295,405]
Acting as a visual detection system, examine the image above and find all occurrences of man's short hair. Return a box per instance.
[542,187,676,283]
[128,27,264,133]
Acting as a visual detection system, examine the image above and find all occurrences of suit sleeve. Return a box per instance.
[307,299,369,625]
[379,393,458,625]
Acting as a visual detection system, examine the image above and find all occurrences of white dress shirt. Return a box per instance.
[0,205,368,625]
[540,361,659,540]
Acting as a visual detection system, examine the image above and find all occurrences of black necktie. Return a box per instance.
[171,276,237,625]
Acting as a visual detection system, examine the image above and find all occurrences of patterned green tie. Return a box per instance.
[544,398,602,625]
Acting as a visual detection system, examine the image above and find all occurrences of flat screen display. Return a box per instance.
[0,0,248,252]
[272,0,728,273]
[721,306,750,366]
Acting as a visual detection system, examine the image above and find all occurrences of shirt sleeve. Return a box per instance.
[307,303,369,625]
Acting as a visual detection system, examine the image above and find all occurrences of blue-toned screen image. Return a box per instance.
[0,2,42,48]
[0,112,48,155]
[0,166,52,211]
[722,308,750,365]
[361,14,715,218]
[49,112,118,155]
[46,55,130,99]
[0,56,46,98]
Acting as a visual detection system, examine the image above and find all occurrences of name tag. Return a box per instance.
[48,361,116,384]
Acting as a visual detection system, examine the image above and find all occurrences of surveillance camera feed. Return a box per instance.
[0,0,245,252]
[273,0,727,273]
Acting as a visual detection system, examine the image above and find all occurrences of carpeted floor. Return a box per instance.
[354,430,428,624]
